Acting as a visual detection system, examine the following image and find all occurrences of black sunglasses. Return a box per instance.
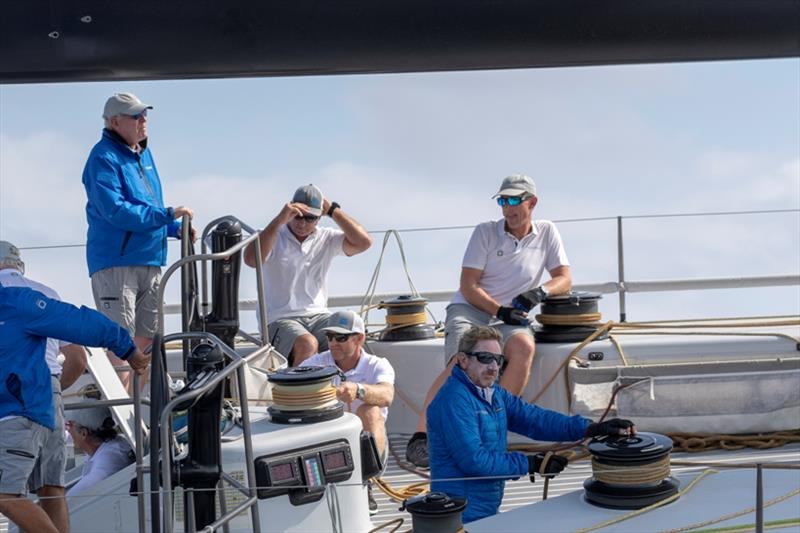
[325,332,355,342]
[295,214,320,222]
[464,351,505,365]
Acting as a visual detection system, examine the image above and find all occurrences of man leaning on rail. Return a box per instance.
[0,241,89,533]
[243,184,372,365]
[427,326,635,523]
[81,92,195,391]
[0,285,149,533]
[407,173,573,467]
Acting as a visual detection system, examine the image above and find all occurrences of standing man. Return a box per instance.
[428,326,635,523]
[243,184,372,365]
[299,310,395,513]
[0,241,89,532]
[82,92,194,388]
[0,285,149,533]
[407,174,572,467]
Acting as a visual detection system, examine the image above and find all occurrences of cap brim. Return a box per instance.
[304,206,323,217]
[321,326,357,334]
[492,188,529,198]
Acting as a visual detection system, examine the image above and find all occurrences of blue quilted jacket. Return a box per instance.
[428,365,590,523]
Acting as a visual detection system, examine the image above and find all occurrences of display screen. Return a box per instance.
[324,451,347,470]
[269,462,295,483]
[304,457,323,487]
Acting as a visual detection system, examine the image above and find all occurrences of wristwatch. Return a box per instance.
[355,383,366,400]
[327,202,340,217]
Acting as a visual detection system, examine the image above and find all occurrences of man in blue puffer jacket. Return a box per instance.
[0,285,149,533]
[428,326,635,523]
[82,92,194,387]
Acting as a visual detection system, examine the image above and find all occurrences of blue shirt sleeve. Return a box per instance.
[84,154,173,232]
[503,389,590,442]
[15,288,136,359]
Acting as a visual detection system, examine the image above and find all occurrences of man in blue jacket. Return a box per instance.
[0,285,149,533]
[427,326,635,523]
[82,92,193,388]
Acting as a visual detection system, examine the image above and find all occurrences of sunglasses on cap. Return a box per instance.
[295,214,320,222]
[123,110,148,120]
[496,196,526,207]
[325,332,355,342]
[464,351,505,365]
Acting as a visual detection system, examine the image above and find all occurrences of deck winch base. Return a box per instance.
[268,366,344,424]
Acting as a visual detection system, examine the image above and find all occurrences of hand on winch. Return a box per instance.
[511,286,548,312]
[584,418,637,438]
[496,305,528,326]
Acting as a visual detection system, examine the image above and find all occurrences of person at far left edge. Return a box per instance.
[82,92,195,391]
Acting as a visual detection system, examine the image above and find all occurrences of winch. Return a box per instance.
[534,291,608,343]
[378,294,436,341]
[401,491,467,533]
[267,366,344,424]
[583,431,679,509]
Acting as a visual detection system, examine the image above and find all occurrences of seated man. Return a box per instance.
[299,310,395,513]
[243,184,372,365]
[408,174,572,467]
[66,404,134,497]
[428,326,635,523]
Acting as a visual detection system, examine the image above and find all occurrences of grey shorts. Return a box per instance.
[91,266,161,339]
[0,417,49,495]
[443,303,534,364]
[268,313,331,364]
[28,376,66,490]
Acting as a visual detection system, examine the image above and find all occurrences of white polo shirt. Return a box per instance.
[67,435,133,497]
[450,219,570,307]
[259,225,346,322]
[300,348,395,419]
[0,269,67,375]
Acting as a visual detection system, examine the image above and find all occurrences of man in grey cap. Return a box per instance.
[406,174,573,468]
[244,185,372,365]
[0,241,88,532]
[81,92,195,390]
[299,310,395,514]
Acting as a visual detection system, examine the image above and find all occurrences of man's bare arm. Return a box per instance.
[60,344,88,390]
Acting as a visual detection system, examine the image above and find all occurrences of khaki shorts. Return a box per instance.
[443,303,534,364]
[28,376,66,490]
[91,266,160,339]
[267,313,331,365]
[0,417,49,495]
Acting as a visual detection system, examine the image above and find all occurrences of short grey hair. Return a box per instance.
[457,326,502,353]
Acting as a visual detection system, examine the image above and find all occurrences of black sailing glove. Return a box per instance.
[584,418,637,438]
[527,452,568,479]
[496,306,528,326]
[511,287,548,312]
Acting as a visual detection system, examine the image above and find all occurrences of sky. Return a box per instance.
[0,58,798,333]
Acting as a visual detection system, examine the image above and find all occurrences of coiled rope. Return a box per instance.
[591,454,672,486]
[535,312,602,326]
[270,381,338,411]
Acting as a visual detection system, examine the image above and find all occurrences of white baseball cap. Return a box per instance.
[493,174,537,198]
[103,92,153,119]
[0,240,24,273]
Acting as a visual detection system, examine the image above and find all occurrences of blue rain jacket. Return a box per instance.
[428,365,591,523]
[0,286,135,429]
[82,129,181,276]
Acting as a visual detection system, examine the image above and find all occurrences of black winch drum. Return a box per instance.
[583,432,680,509]
[378,295,436,342]
[534,291,608,343]
[267,366,344,424]
[401,491,467,533]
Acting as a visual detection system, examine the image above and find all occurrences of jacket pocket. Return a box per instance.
[120,231,132,256]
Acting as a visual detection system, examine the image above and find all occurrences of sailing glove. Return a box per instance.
[496,306,528,326]
[512,287,548,312]
[585,418,637,438]
[527,452,568,478]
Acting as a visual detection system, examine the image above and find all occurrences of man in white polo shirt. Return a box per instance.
[406,174,573,468]
[243,185,372,365]
[0,241,88,533]
[300,310,395,514]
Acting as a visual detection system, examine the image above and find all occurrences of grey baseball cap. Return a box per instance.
[67,404,115,431]
[0,240,24,272]
[493,174,537,198]
[322,310,366,335]
[103,92,153,119]
[292,184,324,217]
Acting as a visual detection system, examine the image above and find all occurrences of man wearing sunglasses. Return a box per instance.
[82,92,194,390]
[427,326,635,523]
[407,174,572,467]
[298,310,395,514]
[244,184,372,365]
